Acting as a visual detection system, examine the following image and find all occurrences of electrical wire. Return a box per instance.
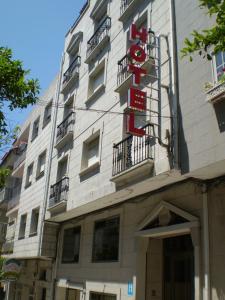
[35,100,172,119]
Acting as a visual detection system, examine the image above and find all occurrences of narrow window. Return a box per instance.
[29,207,40,237]
[36,151,46,179]
[92,216,120,262]
[31,117,40,141]
[215,52,225,81]
[62,227,81,263]
[81,134,100,171]
[43,101,52,128]
[18,214,27,239]
[25,163,33,188]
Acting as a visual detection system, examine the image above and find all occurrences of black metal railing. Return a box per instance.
[117,43,154,87]
[62,56,81,86]
[87,16,111,58]
[112,124,155,176]
[56,112,75,145]
[49,177,69,208]
[120,0,135,15]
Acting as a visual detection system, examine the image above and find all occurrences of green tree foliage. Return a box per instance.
[181,0,225,61]
[0,47,40,187]
[0,256,6,280]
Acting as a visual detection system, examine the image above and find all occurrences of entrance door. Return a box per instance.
[67,289,79,300]
[163,235,194,300]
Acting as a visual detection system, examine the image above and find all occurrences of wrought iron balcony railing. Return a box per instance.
[120,0,133,15]
[112,124,155,176]
[117,43,155,88]
[62,56,81,86]
[86,16,111,59]
[49,177,69,208]
[56,112,75,145]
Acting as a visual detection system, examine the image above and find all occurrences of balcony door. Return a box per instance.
[163,235,194,300]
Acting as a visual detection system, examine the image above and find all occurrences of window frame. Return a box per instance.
[92,216,120,263]
[87,59,106,103]
[36,150,47,180]
[29,207,40,237]
[18,213,27,240]
[43,101,52,128]
[80,130,101,175]
[213,52,225,83]
[25,162,34,188]
[61,226,81,264]
[31,116,40,141]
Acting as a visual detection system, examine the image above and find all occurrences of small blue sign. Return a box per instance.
[128,281,133,296]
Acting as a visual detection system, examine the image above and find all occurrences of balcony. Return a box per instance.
[55,112,75,149]
[13,143,27,171]
[2,238,14,254]
[61,56,81,94]
[85,16,111,64]
[48,177,69,214]
[119,0,141,22]
[206,81,225,104]
[111,124,155,186]
[7,184,21,212]
[115,46,156,94]
[0,188,11,204]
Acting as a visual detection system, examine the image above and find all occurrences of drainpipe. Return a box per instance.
[169,0,180,170]
[38,54,64,258]
[202,183,211,300]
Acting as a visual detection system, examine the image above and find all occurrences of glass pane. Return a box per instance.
[216,52,222,67]
[92,217,119,262]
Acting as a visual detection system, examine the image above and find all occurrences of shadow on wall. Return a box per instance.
[214,101,225,133]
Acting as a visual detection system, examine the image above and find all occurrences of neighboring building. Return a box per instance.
[2,0,225,300]
[1,76,59,300]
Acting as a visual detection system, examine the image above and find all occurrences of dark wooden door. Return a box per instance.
[163,235,194,300]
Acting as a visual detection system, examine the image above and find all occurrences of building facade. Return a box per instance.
[1,77,59,299]
[2,0,225,300]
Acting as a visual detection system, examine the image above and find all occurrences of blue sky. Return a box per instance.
[0,0,85,129]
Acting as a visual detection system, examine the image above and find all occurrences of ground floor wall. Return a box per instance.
[54,180,209,300]
[7,258,53,300]
[8,178,225,300]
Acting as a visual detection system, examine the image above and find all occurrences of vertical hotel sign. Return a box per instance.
[127,24,148,137]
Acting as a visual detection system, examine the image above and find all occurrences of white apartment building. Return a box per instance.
[2,0,225,300]
[1,77,59,299]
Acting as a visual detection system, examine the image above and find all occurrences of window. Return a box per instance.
[57,157,68,181]
[62,227,81,263]
[31,117,40,141]
[36,151,46,179]
[63,96,74,119]
[92,216,120,262]
[29,207,40,236]
[43,101,52,127]
[215,52,225,81]
[88,61,105,100]
[81,134,100,171]
[90,292,116,300]
[18,214,27,239]
[25,163,33,188]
